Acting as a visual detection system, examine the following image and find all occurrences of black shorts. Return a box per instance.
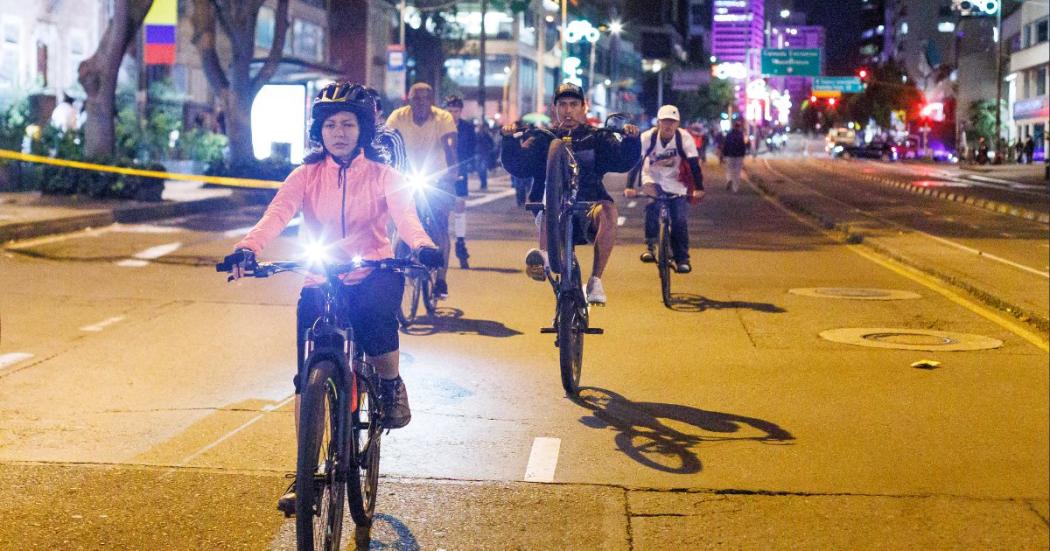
[293,270,404,393]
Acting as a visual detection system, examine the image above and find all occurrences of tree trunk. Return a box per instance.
[78,0,154,159]
[192,0,288,171]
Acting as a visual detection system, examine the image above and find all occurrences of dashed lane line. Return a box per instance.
[116,241,183,268]
[0,352,34,372]
[617,216,627,226]
[465,188,517,208]
[524,437,561,483]
[79,316,126,332]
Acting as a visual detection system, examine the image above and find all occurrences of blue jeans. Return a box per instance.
[644,195,690,262]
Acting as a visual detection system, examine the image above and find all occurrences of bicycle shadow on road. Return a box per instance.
[400,307,524,338]
[356,513,420,550]
[573,387,794,474]
[462,266,523,274]
[669,293,786,314]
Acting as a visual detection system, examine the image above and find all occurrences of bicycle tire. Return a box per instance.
[545,139,569,275]
[558,294,584,396]
[658,216,673,308]
[295,360,347,550]
[399,271,422,327]
[423,269,438,317]
[347,371,381,527]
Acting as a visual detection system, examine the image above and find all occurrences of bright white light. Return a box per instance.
[780,9,790,18]
[405,171,431,192]
[938,21,956,33]
[252,84,306,163]
[709,55,717,63]
[609,20,623,35]
[901,22,909,35]
[302,240,331,266]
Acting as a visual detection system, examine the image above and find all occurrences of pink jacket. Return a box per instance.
[236,153,434,284]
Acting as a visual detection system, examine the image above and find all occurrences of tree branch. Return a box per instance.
[191,0,230,91]
[251,0,289,95]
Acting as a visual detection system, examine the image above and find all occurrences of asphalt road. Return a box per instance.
[1,160,1047,550]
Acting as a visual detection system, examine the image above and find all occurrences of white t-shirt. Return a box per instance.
[640,128,698,196]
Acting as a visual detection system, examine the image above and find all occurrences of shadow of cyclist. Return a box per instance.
[573,387,794,474]
[669,293,786,314]
[356,513,420,550]
[400,307,524,338]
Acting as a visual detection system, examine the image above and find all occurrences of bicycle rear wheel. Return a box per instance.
[558,291,585,396]
[295,360,346,550]
[658,217,673,308]
[347,370,381,527]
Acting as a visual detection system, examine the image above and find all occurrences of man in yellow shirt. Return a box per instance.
[386,83,461,298]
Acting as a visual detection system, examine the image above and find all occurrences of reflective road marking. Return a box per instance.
[524,437,561,482]
[0,352,34,372]
[80,316,126,332]
[116,242,183,268]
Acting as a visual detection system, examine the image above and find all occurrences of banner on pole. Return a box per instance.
[144,0,177,65]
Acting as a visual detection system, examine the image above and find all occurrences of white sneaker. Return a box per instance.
[586,276,606,305]
[525,248,549,281]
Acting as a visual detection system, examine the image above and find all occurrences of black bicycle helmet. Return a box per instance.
[308,81,377,145]
[443,95,464,109]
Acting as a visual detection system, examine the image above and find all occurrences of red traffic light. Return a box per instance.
[858,69,869,79]
[828,97,837,106]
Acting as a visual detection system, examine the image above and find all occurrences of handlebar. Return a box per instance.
[215,256,426,280]
[509,125,626,142]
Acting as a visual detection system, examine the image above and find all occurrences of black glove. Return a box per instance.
[217,248,256,275]
[417,246,444,269]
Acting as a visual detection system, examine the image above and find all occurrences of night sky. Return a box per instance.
[795,0,862,75]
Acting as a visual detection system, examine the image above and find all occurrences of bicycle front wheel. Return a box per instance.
[423,269,438,317]
[658,218,673,308]
[399,272,423,327]
[347,371,381,527]
[558,296,584,396]
[295,360,347,551]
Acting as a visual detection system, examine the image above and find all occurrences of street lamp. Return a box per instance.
[780,9,790,19]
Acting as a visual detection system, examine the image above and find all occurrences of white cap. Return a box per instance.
[657,105,680,121]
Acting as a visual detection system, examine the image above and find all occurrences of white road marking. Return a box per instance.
[616,216,627,226]
[109,223,182,234]
[162,395,296,477]
[223,226,254,238]
[627,200,638,209]
[79,316,126,332]
[116,241,183,268]
[5,226,113,249]
[465,188,516,208]
[0,352,34,371]
[524,437,561,483]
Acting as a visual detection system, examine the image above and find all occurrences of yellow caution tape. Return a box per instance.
[0,148,283,189]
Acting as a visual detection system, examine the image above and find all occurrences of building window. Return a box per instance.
[68,30,87,88]
[293,19,324,62]
[0,17,21,90]
[1036,18,1049,45]
[519,57,536,112]
[449,6,514,40]
[443,54,512,88]
[256,6,275,49]
[1036,67,1047,97]
[519,9,536,47]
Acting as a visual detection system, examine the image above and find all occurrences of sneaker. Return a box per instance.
[525,248,548,281]
[676,262,692,274]
[434,279,448,299]
[639,249,656,263]
[455,238,470,269]
[276,478,296,517]
[586,276,607,305]
[379,376,411,429]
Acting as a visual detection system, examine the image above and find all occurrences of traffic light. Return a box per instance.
[858,68,869,80]
[828,97,837,107]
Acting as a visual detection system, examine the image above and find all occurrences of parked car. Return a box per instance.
[831,140,899,160]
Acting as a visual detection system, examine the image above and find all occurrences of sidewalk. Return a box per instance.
[1,170,516,245]
[0,180,252,244]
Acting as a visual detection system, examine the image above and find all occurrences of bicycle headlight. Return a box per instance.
[302,240,331,267]
[405,171,431,193]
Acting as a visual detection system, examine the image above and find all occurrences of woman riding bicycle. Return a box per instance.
[225,80,440,513]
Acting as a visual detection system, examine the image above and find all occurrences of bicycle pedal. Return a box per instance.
[583,327,605,335]
[540,327,557,333]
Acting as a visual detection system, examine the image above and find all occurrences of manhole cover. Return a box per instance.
[819,328,1002,351]
[789,288,921,300]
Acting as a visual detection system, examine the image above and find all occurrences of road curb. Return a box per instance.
[0,193,250,244]
[857,172,1050,225]
[745,168,1050,336]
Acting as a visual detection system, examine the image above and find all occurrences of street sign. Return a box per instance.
[385,45,406,100]
[813,76,863,94]
[760,48,821,77]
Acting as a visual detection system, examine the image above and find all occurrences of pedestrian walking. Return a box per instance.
[1024,137,1035,165]
[476,123,495,191]
[721,121,748,193]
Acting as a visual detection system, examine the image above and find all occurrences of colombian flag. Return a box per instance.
[144,0,177,65]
